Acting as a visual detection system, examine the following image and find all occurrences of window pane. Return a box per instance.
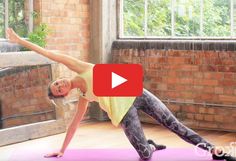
[147,0,171,36]
[0,0,4,38]
[203,0,230,37]
[8,0,28,37]
[175,0,201,37]
[123,0,145,36]
[234,0,236,36]
[121,0,233,38]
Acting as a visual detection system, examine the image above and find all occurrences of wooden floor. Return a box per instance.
[0,121,236,160]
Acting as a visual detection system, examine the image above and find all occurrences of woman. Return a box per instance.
[6,28,236,161]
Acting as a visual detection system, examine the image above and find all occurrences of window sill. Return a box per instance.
[0,41,22,52]
[0,119,66,146]
[0,51,55,68]
[113,39,236,51]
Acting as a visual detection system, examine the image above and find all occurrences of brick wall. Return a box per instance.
[0,0,91,145]
[41,0,90,66]
[0,65,55,128]
[33,0,91,123]
[112,41,236,132]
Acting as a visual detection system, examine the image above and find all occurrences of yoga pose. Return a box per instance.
[6,28,236,161]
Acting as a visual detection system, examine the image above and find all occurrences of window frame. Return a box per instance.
[0,0,34,41]
[119,0,235,40]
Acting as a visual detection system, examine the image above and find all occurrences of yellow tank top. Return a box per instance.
[78,67,136,127]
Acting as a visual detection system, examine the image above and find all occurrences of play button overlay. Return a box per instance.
[93,64,143,96]
[112,72,127,89]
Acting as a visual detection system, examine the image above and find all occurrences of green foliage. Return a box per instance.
[21,23,50,51]
[175,0,201,36]
[0,0,4,37]
[0,0,28,38]
[203,0,230,37]
[26,12,51,48]
[8,0,28,37]
[147,0,171,36]
[28,23,50,48]
[0,0,50,50]
[123,0,145,36]
[123,0,231,37]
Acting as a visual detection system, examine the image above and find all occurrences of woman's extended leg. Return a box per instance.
[135,89,214,151]
[120,105,153,160]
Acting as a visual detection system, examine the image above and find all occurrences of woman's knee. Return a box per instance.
[140,152,152,160]
[138,145,153,160]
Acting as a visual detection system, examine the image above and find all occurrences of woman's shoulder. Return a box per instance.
[86,64,95,71]
[79,65,94,76]
[81,64,94,73]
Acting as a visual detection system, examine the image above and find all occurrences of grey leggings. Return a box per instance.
[120,89,214,160]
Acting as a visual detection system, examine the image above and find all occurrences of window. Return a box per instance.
[0,0,34,39]
[120,0,234,39]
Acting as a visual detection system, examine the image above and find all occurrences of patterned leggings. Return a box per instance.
[120,89,214,160]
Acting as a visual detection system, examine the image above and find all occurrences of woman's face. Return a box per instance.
[50,78,72,96]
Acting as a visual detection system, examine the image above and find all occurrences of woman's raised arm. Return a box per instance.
[6,28,93,74]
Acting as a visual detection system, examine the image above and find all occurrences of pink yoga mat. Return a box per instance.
[9,148,222,161]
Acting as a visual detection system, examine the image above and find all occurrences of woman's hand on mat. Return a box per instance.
[6,28,21,43]
[44,152,64,158]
